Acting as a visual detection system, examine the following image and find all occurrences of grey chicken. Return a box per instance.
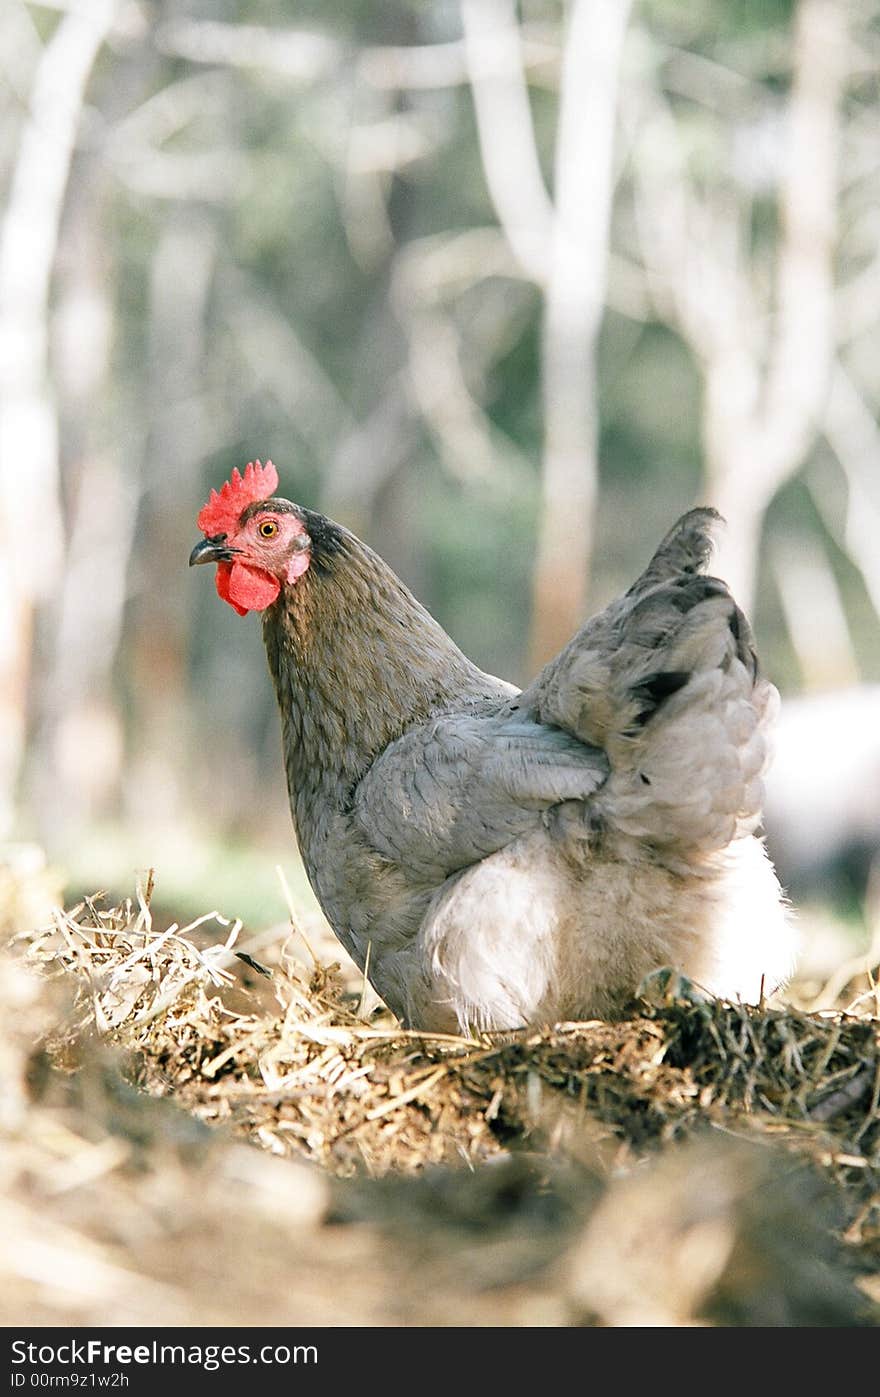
[190,461,793,1033]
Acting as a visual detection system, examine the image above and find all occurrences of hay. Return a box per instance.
[7,868,880,1325]
[23,880,880,1219]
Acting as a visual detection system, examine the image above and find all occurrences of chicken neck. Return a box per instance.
[261,522,508,842]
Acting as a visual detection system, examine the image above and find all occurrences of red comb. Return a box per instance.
[197,459,279,536]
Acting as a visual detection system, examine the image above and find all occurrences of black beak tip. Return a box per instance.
[189,536,228,567]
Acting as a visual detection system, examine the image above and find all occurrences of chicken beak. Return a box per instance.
[189,536,234,566]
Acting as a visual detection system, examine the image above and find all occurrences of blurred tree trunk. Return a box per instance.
[27,161,135,849]
[630,0,846,617]
[702,0,845,611]
[530,0,631,669]
[461,0,631,670]
[25,10,162,851]
[0,0,117,837]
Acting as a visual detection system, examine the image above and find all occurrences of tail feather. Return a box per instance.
[523,509,777,859]
[628,506,724,593]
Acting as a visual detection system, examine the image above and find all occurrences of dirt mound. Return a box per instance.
[4,869,878,1326]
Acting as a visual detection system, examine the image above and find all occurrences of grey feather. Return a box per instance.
[354,711,609,881]
[254,503,792,1034]
[520,509,753,749]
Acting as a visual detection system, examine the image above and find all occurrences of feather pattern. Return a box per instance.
[195,485,794,1035]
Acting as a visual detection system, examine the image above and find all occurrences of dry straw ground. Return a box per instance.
[2,851,878,1327]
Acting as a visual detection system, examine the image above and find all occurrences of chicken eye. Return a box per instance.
[259,519,279,539]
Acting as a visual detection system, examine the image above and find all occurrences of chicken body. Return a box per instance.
[192,486,793,1033]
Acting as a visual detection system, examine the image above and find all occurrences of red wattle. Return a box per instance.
[215,562,280,615]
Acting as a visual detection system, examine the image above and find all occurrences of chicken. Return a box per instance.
[190,461,794,1033]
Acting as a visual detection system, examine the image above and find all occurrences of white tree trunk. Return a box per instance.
[704,0,845,611]
[460,0,631,671]
[0,0,117,835]
[529,0,632,669]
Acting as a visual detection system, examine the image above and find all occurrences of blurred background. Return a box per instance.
[1,0,878,978]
